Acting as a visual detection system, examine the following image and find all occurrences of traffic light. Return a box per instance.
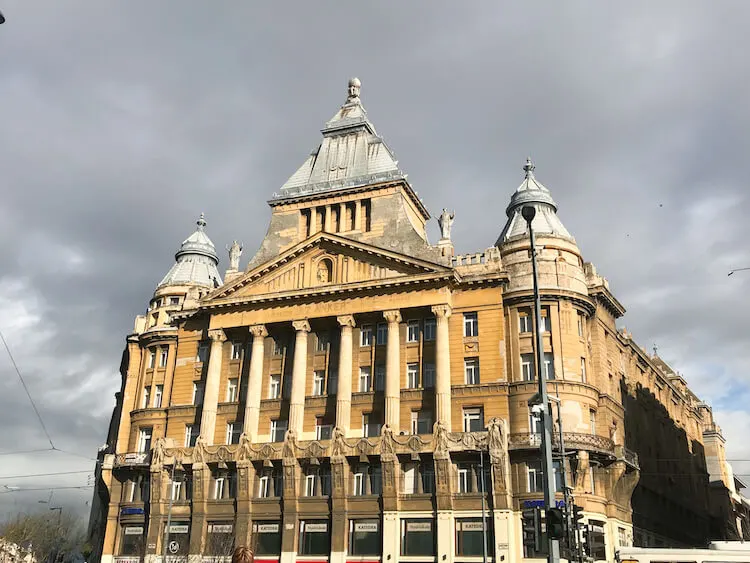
[522,507,542,552]
[546,507,565,539]
[572,504,585,530]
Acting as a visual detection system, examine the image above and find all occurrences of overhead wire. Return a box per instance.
[0,470,92,480]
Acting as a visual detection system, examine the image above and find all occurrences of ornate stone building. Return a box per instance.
[89,79,737,563]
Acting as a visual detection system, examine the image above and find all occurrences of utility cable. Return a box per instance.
[0,470,91,480]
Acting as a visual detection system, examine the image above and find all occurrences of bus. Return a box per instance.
[616,541,750,563]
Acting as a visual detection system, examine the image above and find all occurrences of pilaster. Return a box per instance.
[244,324,268,440]
[383,310,402,431]
[335,315,355,436]
[289,320,311,435]
[431,304,452,430]
[200,329,227,444]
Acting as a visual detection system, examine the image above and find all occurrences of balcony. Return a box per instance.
[509,432,615,456]
[114,452,151,468]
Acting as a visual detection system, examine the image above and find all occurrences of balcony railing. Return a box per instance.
[509,432,615,455]
[114,452,151,467]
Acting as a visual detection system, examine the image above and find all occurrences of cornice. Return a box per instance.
[502,289,596,316]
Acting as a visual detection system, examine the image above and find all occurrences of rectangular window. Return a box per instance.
[184,424,197,447]
[269,374,281,399]
[577,312,585,337]
[272,338,284,356]
[226,422,240,445]
[374,365,385,391]
[312,370,326,396]
[315,332,329,353]
[258,475,271,498]
[362,413,380,438]
[359,366,372,392]
[411,410,432,435]
[328,370,338,395]
[376,323,387,345]
[352,472,365,496]
[543,352,555,380]
[423,318,436,341]
[527,461,544,493]
[401,519,435,556]
[581,357,587,383]
[270,420,287,442]
[519,309,532,333]
[360,325,373,347]
[464,357,480,385]
[159,349,168,368]
[315,418,332,441]
[153,385,163,408]
[529,412,542,434]
[521,353,535,381]
[166,522,190,556]
[169,296,180,305]
[349,520,381,556]
[407,320,420,343]
[299,521,331,556]
[148,351,156,369]
[192,382,204,405]
[206,523,235,556]
[540,306,551,332]
[463,312,478,337]
[463,407,484,432]
[170,480,183,501]
[253,522,281,556]
[142,387,150,409]
[304,474,316,497]
[456,518,493,557]
[119,525,145,556]
[226,378,238,402]
[590,410,596,434]
[458,467,470,493]
[406,363,419,388]
[137,427,152,453]
[214,477,226,500]
[196,343,208,363]
[423,362,435,388]
[227,342,239,360]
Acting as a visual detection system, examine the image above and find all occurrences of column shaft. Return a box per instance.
[335,315,355,436]
[384,310,402,431]
[432,305,452,431]
[243,325,268,440]
[289,320,311,435]
[200,329,226,444]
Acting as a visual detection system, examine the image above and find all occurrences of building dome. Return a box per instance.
[157,213,222,289]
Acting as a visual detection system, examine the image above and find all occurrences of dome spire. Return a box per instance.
[196,212,206,231]
[523,157,535,179]
[157,213,223,289]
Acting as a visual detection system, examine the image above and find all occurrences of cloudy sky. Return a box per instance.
[0,2,749,518]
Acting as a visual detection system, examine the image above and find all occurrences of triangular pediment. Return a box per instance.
[206,233,451,301]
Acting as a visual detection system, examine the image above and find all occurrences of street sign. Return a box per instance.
[168,541,179,554]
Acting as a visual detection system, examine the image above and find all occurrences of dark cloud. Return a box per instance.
[1,1,749,515]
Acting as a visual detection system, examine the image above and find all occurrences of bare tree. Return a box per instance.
[0,512,86,563]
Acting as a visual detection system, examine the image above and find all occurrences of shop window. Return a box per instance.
[299,521,331,556]
[401,519,435,556]
[349,519,381,556]
[253,522,281,556]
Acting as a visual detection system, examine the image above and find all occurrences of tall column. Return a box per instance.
[335,315,355,435]
[243,324,268,441]
[200,329,226,444]
[383,310,402,431]
[289,320,311,436]
[324,205,332,233]
[354,200,362,231]
[432,305,453,430]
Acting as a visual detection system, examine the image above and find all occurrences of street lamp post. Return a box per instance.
[522,205,561,563]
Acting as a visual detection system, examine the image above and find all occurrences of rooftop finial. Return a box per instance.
[197,212,206,231]
[523,157,535,179]
[346,77,361,104]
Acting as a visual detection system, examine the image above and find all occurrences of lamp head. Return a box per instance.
[521,206,536,223]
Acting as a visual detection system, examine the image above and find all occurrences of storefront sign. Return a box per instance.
[522,499,565,509]
[209,524,233,533]
[124,526,144,535]
[120,507,145,516]
[258,524,280,533]
[354,522,378,532]
[406,522,432,532]
[169,524,189,534]
[304,523,328,532]
[459,522,485,532]
[114,557,140,563]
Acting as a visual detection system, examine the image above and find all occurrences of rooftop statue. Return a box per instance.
[438,208,455,240]
[227,240,243,271]
[346,77,361,104]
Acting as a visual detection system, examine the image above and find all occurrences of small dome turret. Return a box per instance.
[158,213,222,289]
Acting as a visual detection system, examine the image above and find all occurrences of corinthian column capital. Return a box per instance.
[207,329,227,342]
[383,310,402,324]
[292,319,311,333]
[248,324,268,338]
[336,315,356,328]
[431,304,452,319]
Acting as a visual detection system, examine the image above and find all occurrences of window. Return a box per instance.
[170,480,184,501]
[521,353,535,381]
[411,410,432,435]
[119,525,145,556]
[305,474,316,497]
[197,343,208,363]
[192,382,204,405]
[423,363,435,388]
[360,325,373,347]
[463,312,478,337]
[553,460,563,492]
[214,477,227,500]
[359,366,372,392]
[253,522,281,556]
[315,418,332,440]
[315,332,329,353]
[543,352,555,380]
[137,427,152,453]
[142,387,150,409]
[169,296,180,305]
[166,522,190,556]
[458,466,470,493]
[540,307,551,332]
[352,472,365,495]
[148,350,156,369]
[376,323,387,345]
[328,370,338,395]
[269,374,281,399]
[312,370,326,396]
[272,338,284,356]
[184,424,198,447]
[406,363,419,388]
[464,358,480,385]
[577,312,585,337]
[527,461,544,493]
[374,365,385,391]
[258,475,271,498]
[299,521,330,556]
[581,357,587,383]
[423,318,436,341]
[226,422,240,445]
[153,385,163,408]
[590,410,596,434]
[402,465,418,494]
[401,519,435,556]
[159,349,168,368]
[230,342,242,360]
[362,413,380,438]
[206,523,235,556]
[270,420,287,442]
[588,520,607,560]
[519,309,532,333]
[407,320,420,343]
[456,518,493,557]
[349,520,381,556]
[463,407,484,432]
[529,412,542,434]
[226,378,238,402]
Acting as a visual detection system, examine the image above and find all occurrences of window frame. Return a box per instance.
[159,349,168,368]
[375,323,387,346]
[423,362,435,389]
[464,357,480,385]
[315,332,329,353]
[521,353,534,381]
[519,310,532,333]
[192,382,204,405]
[184,424,198,448]
[270,419,287,442]
[463,312,478,337]
[142,387,151,409]
[226,378,238,402]
[196,343,208,363]
[298,521,331,556]
[423,318,436,341]
[406,320,420,343]
[148,350,156,369]
[230,342,243,360]
[312,370,326,396]
[401,518,436,557]
[315,418,332,441]
[269,374,281,399]
[137,427,152,453]
[406,363,420,389]
[359,366,372,392]
[153,384,163,408]
[360,324,373,347]
[581,357,587,383]
[543,352,555,380]
[226,422,240,445]
[362,413,380,438]
[374,365,385,391]
[462,407,484,433]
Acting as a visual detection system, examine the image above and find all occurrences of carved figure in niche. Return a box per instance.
[282,429,298,461]
[487,418,506,455]
[380,424,395,455]
[331,426,347,458]
[152,437,166,466]
[433,420,450,456]
[316,259,332,284]
[238,432,252,460]
[438,208,455,240]
[193,436,207,464]
[227,241,243,271]
[610,421,618,443]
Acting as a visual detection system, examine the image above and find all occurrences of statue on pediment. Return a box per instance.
[227,241,243,271]
[438,208,455,240]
